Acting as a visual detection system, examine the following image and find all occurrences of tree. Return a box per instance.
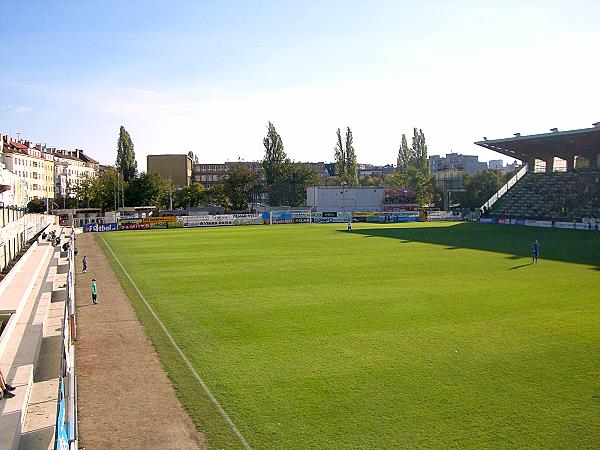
[116,126,137,181]
[333,126,358,186]
[334,128,346,180]
[265,162,319,207]
[175,183,207,209]
[262,122,288,186]
[262,122,291,206]
[27,198,46,213]
[454,169,506,209]
[207,183,228,208]
[344,127,358,185]
[283,163,319,207]
[73,168,119,212]
[223,164,258,210]
[71,176,94,208]
[391,128,435,206]
[412,128,429,174]
[125,172,169,209]
[396,134,412,172]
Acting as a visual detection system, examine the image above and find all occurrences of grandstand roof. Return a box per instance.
[474,125,600,161]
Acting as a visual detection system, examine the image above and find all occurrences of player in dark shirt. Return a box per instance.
[532,240,540,264]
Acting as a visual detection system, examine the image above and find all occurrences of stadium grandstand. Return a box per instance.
[475,123,600,222]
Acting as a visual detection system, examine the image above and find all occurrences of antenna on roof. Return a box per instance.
[550,128,559,133]
[514,133,521,137]
[483,137,488,141]
[593,122,600,128]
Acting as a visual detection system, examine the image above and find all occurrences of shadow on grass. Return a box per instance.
[349,222,600,267]
[508,263,533,270]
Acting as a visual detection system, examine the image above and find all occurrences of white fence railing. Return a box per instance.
[54,229,78,450]
[481,164,528,211]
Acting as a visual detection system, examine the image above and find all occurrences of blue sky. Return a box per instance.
[1,1,599,170]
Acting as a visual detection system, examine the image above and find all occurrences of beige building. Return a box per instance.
[0,134,99,205]
[147,154,192,187]
[51,148,99,197]
[1,137,53,203]
[192,161,265,187]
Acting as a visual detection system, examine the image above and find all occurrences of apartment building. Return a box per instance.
[51,148,99,197]
[429,153,488,175]
[1,137,53,202]
[1,134,100,205]
[192,161,265,187]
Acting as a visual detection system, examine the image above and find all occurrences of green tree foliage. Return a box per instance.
[334,128,345,180]
[396,134,411,172]
[223,164,259,210]
[454,170,507,209]
[175,183,207,209]
[262,122,288,186]
[391,128,436,206]
[412,128,429,174]
[116,126,138,181]
[27,197,46,213]
[125,172,169,209]
[333,127,358,185]
[267,163,319,207]
[70,168,120,212]
[284,163,319,207]
[262,122,293,205]
[207,183,228,208]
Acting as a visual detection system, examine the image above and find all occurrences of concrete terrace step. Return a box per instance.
[19,379,58,450]
[19,301,66,450]
[0,365,34,450]
[0,239,61,450]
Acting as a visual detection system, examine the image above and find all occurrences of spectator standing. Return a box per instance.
[91,279,98,304]
[0,368,15,399]
[82,256,87,273]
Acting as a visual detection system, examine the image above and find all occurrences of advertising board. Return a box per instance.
[178,214,263,228]
[120,223,151,230]
[83,223,118,232]
[524,220,553,228]
[145,216,177,223]
[555,221,576,229]
[378,212,420,223]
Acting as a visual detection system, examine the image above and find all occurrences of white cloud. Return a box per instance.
[14,106,31,113]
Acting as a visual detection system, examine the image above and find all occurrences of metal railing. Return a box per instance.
[55,228,78,450]
[481,164,528,211]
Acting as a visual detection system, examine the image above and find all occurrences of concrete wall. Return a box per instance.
[307,186,384,212]
[0,212,55,271]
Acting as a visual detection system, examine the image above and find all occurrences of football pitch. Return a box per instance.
[98,222,600,449]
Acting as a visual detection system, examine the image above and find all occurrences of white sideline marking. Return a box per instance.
[100,235,251,450]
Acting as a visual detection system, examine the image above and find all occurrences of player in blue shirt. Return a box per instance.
[532,240,540,264]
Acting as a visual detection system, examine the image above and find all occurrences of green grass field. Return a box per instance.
[98,222,600,449]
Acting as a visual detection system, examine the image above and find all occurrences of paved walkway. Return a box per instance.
[74,233,206,449]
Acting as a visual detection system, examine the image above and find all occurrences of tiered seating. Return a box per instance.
[488,169,600,221]
[0,226,64,450]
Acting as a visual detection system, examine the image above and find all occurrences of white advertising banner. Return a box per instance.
[554,221,576,229]
[524,220,553,228]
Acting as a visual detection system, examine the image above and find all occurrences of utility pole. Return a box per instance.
[169,178,173,210]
